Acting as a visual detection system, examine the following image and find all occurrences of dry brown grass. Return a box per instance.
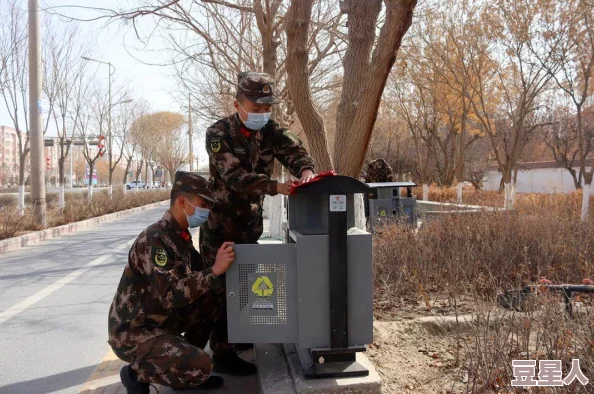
[374,191,594,393]
[0,190,169,241]
[414,186,594,221]
[374,212,594,305]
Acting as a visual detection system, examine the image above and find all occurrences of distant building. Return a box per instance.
[483,160,594,194]
[0,125,30,185]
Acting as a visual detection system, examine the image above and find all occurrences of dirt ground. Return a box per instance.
[369,299,473,394]
[368,295,594,394]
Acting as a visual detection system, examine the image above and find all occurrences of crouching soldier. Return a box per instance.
[107,171,251,393]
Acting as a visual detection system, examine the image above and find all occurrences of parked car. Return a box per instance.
[126,180,147,190]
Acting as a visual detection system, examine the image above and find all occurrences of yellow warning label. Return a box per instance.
[380,210,387,217]
[252,275,274,297]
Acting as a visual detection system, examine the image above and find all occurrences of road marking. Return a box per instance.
[0,238,135,326]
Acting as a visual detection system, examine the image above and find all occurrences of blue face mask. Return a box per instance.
[183,198,210,228]
[238,102,271,131]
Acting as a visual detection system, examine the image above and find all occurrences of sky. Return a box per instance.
[0,0,210,168]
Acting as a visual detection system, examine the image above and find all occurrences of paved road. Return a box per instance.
[0,205,171,394]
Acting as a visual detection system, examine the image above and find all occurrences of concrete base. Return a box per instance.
[285,345,381,394]
[256,344,381,394]
[256,344,295,394]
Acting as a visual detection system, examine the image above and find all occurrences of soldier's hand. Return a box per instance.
[212,242,235,276]
[276,179,294,195]
[300,169,316,184]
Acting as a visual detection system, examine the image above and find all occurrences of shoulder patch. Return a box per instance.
[209,135,222,153]
[152,247,169,267]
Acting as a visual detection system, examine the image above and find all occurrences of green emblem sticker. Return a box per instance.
[152,248,169,267]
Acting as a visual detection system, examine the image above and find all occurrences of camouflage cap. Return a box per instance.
[171,171,215,202]
[237,71,281,105]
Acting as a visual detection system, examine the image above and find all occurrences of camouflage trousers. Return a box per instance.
[198,210,263,350]
[111,292,232,388]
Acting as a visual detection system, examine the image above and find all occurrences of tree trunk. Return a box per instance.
[17,185,25,217]
[285,0,333,172]
[59,185,65,209]
[88,162,94,200]
[17,154,27,216]
[109,165,116,198]
[268,194,285,238]
[456,96,467,204]
[504,182,516,210]
[354,193,366,230]
[18,154,26,187]
[122,159,131,194]
[58,156,65,187]
[334,0,416,177]
[423,184,429,201]
[582,182,591,221]
[569,168,582,190]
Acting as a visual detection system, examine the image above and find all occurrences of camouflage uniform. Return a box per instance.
[108,172,230,389]
[199,71,315,348]
[364,158,394,183]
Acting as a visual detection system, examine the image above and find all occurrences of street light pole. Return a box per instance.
[81,56,116,198]
[28,0,46,226]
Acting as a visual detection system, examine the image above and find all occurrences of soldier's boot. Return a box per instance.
[212,351,257,376]
[120,365,150,394]
[171,376,224,391]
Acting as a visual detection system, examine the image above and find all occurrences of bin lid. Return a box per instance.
[293,175,370,195]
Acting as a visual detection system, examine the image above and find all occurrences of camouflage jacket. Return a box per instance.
[108,211,221,350]
[364,159,394,183]
[205,113,315,220]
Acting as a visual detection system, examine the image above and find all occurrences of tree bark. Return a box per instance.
[58,156,65,187]
[285,0,333,172]
[88,162,94,200]
[582,182,591,221]
[334,0,417,177]
[59,185,65,209]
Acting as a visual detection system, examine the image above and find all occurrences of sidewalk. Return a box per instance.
[77,348,258,394]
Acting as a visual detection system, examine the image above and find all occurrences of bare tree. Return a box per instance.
[0,0,30,212]
[534,0,594,220]
[152,112,189,180]
[543,106,584,190]
[461,1,556,208]
[73,84,107,199]
[45,23,93,208]
[109,99,139,190]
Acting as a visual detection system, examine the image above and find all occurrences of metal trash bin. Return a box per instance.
[365,181,418,231]
[226,175,373,379]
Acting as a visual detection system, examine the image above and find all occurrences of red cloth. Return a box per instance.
[289,171,337,195]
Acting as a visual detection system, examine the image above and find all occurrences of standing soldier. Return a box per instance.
[364,158,395,183]
[108,172,241,393]
[199,71,317,374]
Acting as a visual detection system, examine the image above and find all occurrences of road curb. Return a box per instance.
[0,200,169,255]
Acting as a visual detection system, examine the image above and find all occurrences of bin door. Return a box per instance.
[226,244,297,344]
